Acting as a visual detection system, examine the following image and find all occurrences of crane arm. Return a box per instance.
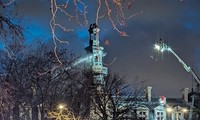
[154,42,200,85]
[191,69,200,85]
[154,41,200,120]
[169,48,191,73]
[170,48,200,85]
[169,47,200,85]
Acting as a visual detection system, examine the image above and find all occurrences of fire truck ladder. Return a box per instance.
[154,40,200,120]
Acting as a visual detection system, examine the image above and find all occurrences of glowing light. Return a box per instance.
[58,104,65,110]
[182,108,188,113]
[166,107,173,112]
[161,48,164,52]
[154,44,160,51]
[48,104,77,120]
[154,43,170,52]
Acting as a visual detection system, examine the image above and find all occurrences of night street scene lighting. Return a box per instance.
[1,0,200,120]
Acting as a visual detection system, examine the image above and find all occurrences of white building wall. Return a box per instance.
[154,105,166,120]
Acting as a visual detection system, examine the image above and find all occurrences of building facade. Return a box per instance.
[126,86,192,120]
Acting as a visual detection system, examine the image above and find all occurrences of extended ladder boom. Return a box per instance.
[154,40,200,120]
[154,41,200,85]
[169,48,200,85]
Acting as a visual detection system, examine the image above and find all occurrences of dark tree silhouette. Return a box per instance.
[0,43,81,120]
[0,0,24,58]
[74,68,142,120]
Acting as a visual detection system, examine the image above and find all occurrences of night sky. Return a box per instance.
[7,0,200,98]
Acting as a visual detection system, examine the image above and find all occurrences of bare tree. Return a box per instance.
[0,42,82,120]
[0,76,15,120]
[74,69,142,120]
[0,0,24,55]
[20,44,80,120]
[0,49,34,120]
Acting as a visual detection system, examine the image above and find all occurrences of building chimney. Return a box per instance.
[145,86,152,102]
[181,88,189,102]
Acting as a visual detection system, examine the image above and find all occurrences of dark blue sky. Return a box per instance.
[9,0,200,97]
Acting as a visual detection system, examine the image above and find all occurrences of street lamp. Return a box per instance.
[182,108,188,113]
[48,104,66,120]
[58,104,65,110]
[166,107,173,113]
[48,103,78,120]
[166,107,173,120]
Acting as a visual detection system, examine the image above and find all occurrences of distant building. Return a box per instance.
[119,86,195,120]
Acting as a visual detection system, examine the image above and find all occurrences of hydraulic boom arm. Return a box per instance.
[154,39,200,120]
[154,40,200,85]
